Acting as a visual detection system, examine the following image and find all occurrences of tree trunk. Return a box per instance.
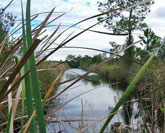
[123,9,134,70]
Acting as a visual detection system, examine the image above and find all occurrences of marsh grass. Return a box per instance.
[96,64,128,83]
[0,0,164,132]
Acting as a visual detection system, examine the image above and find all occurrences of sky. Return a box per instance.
[1,0,165,61]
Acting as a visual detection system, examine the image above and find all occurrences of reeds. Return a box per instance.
[0,0,164,132]
[100,44,163,133]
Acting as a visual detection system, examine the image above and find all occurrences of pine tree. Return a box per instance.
[98,0,154,68]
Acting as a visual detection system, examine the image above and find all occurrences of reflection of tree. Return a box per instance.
[82,75,101,86]
[66,71,101,86]
[66,73,77,79]
[122,96,133,126]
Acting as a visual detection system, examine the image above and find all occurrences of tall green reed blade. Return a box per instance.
[21,1,36,133]
[5,107,13,133]
[20,68,26,133]
[21,1,37,132]
[21,1,36,132]
[100,45,163,133]
[26,0,46,132]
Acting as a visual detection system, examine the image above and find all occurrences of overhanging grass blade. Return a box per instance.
[0,34,8,56]
[46,88,97,119]
[26,0,46,132]
[100,45,163,133]
[2,0,14,14]
[42,69,62,105]
[0,39,22,72]
[12,77,22,120]
[0,39,41,102]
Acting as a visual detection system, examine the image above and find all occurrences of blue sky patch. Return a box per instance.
[85,2,90,7]
[64,22,79,28]
[63,0,69,2]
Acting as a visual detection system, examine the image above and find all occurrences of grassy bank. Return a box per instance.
[96,58,165,84]
[0,60,68,131]
[38,61,68,94]
[0,0,164,132]
[95,63,128,83]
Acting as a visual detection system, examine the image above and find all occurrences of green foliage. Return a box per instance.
[66,54,104,69]
[38,61,58,92]
[0,8,16,30]
[135,28,163,61]
[98,0,154,67]
[1,1,164,132]
[91,54,103,64]
[158,38,165,61]
[0,7,16,62]
[0,8,15,42]
[5,107,13,133]
[96,63,127,83]
[100,42,163,133]
[134,60,165,131]
[66,55,82,68]
[26,0,46,132]
[21,2,36,132]
[79,55,92,69]
[95,57,161,85]
[88,75,101,85]
[97,0,153,34]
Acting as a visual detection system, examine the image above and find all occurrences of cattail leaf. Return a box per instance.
[21,1,37,132]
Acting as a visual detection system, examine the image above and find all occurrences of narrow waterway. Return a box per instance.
[47,69,140,132]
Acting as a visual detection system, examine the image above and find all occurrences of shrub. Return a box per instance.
[96,64,128,83]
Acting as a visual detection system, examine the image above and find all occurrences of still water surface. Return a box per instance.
[47,69,140,132]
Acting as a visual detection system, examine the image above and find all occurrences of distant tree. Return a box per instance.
[136,28,164,61]
[38,61,58,93]
[0,7,16,43]
[66,54,104,69]
[158,37,165,61]
[98,0,154,68]
[66,55,75,62]
[91,54,103,64]
[66,55,80,68]
[0,7,16,62]
[79,55,92,69]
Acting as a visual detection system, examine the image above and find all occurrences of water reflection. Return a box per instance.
[47,69,139,132]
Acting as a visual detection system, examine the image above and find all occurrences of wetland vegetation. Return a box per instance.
[0,0,164,133]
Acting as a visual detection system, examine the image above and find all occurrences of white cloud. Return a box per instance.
[1,0,165,61]
[145,0,165,37]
